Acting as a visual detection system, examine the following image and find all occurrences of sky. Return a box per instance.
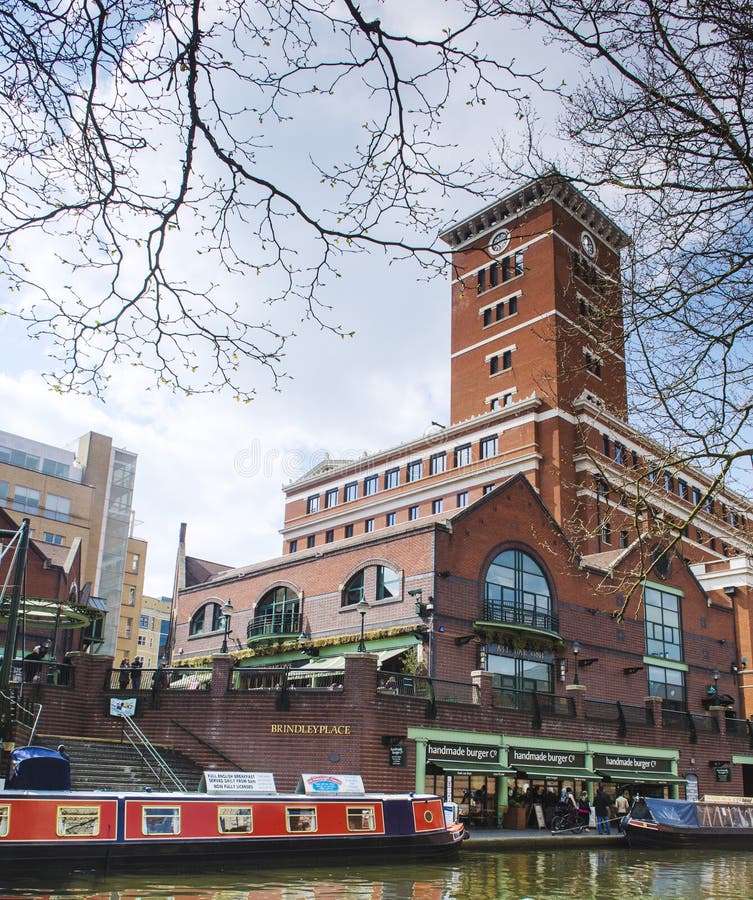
[0,6,570,598]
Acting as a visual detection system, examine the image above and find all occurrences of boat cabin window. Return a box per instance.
[346,806,376,832]
[56,806,101,837]
[143,806,181,835]
[286,807,317,833]
[218,806,253,834]
[0,806,8,837]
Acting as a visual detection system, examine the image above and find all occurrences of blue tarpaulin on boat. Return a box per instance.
[6,746,71,790]
[642,797,700,828]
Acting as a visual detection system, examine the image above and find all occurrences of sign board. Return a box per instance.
[510,747,586,769]
[592,753,674,774]
[715,767,732,783]
[109,697,136,718]
[199,771,277,793]
[533,804,546,829]
[389,745,407,767]
[426,741,500,765]
[297,774,365,794]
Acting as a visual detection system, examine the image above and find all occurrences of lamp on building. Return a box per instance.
[220,600,234,654]
[572,641,580,685]
[357,599,369,652]
[297,633,319,657]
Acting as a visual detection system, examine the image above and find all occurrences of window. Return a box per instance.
[44,493,71,523]
[490,355,499,376]
[218,807,253,834]
[584,350,602,377]
[508,295,518,315]
[647,665,686,711]
[346,806,377,832]
[325,529,334,544]
[286,807,317,833]
[343,571,365,606]
[483,307,492,327]
[620,530,629,549]
[344,481,358,502]
[376,565,400,601]
[125,586,136,606]
[0,447,40,470]
[663,472,674,493]
[344,524,354,538]
[325,488,338,508]
[480,435,497,459]
[0,481,7,503]
[364,475,378,496]
[57,806,101,837]
[432,498,443,514]
[124,617,133,639]
[484,549,553,631]
[365,518,375,533]
[306,535,315,549]
[306,495,320,514]
[139,615,149,628]
[43,532,64,545]
[677,479,688,500]
[429,452,446,475]
[645,586,682,661]
[384,468,399,490]
[596,478,609,499]
[483,484,495,495]
[613,442,625,465]
[12,486,40,515]
[691,487,701,505]
[705,495,715,515]
[454,444,471,467]
[457,492,468,508]
[130,554,140,574]
[487,648,553,696]
[406,460,423,482]
[251,587,300,638]
[289,539,298,553]
[42,458,70,479]
[408,505,419,521]
[137,634,147,645]
[386,512,396,527]
[143,807,181,835]
[502,349,512,370]
[601,523,611,544]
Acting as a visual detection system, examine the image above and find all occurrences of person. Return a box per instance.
[614,789,631,831]
[577,790,591,830]
[23,645,46,682]
[56,743,69,760]
[594,784,612,834]
[131,656,143,690]
[119,656,131,690]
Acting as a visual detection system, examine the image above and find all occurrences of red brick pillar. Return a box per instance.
[472,669,494,708]
[645,696,664,728]
[343,652,379,697]
[708,705,728,734]
[210,654,234,698]
[566,683,587,718]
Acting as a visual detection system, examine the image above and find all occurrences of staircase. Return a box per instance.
[36,735,204,792]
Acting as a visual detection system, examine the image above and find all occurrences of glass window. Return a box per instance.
[306,495,320,514]
[325,488,338,508]
[376,566,400,601]
[487,647,552,695]
[42,458,70,479]
[130,554,140,573]
[344,481,358,502]
[408,505,419,521]
[484,549,553,629]
[490,355,499,376]
[365,518,375,533]
[406,460,423,483]
[614,442,625,465]
[286,807,317,833]
[457,492,468,508]
[306,535,315,548]
[189,607,206,636]
[0,481,8,503]
[454,445,471,467]
[343,570,364,607]
[44,532,64,545]
[143,807,181,835]
[12,485,40,515]
[429,453,446,475]
[289,539,298,553]
[252,587,300,637]
[0,806,8,837]
[432,498,443,514]
[385,512,396,527]
[645,586,683,661]
[647,665,686,710]
[347,806,377,832]
[384,468,399,490]
[325,529,334,543]
[140,614,149,628]
[483,484,495,495]
[480,436,497,459]
[56,806,100,837]
[344,524,354,538]
[364,475,378,496]
[218,807,253,834]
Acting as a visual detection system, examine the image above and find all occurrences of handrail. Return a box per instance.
[170,719,244,771]
[0,688,42,745]
[119,715,187,792]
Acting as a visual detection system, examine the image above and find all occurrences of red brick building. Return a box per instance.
[169,174,753,822]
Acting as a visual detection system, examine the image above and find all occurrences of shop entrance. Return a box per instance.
[426,770,498,827]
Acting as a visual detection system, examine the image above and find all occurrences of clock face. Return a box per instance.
[489,228,511,256]
[580,231,597,258]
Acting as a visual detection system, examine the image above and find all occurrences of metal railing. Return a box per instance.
[246,612,303,641]
[0,688,42,744]
[119,714,187,792]
[229,667,288,691]
[482,599,560,634]
[106,667,211,692]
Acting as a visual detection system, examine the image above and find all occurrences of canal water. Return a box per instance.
[0,847,749,899]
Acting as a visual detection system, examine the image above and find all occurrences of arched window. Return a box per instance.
[484,549,553,629]
[249,587,300,639]
[189,602,223,636]
[342,565,401,607]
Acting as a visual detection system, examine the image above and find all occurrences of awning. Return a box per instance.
[597,769,687,784]
[513,765,601,781]
[378,647,410,667]
[429,761,515,776]
[0,597,98,629]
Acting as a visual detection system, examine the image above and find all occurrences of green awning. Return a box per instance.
[597,769,687,784]
[514,765,601,781]
[429,761,515,776]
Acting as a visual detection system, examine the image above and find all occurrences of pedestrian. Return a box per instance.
[23,645,46,682]
[131,656,143,690]
[594,783,612,834]
[577,790,591,830]
[615,789,631,831]
[118,656,131,690]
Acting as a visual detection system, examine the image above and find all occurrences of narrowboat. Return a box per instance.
[0,747,465,867]
[623,795,753,849]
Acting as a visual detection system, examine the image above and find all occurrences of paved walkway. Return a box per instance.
[463,826,626,850]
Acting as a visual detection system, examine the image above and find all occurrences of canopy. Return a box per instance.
[6,745,71,790]
[0,597,99,629]
[639,797,699,828]
[598,769,687,785]
[514,765,601,781]
[430,761,515,776]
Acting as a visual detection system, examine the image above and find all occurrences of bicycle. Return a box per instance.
[551,807,584,834]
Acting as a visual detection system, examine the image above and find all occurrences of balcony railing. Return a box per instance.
[246,612,302,642]
[492,687,574,719]
[481,600,560,635]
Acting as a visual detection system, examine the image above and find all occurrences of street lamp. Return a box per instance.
[357,599,369,652]
[572,640,580,685]
[221,600,234,654]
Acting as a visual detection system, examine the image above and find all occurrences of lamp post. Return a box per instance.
[357,599,369,652]
[221,599,234,654]
[572,640,580,685]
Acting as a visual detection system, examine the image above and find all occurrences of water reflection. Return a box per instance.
[1,848,752,899]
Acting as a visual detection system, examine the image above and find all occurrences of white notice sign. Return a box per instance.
[200,771,277,793]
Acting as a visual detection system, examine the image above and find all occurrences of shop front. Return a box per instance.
[592,752,687,799]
